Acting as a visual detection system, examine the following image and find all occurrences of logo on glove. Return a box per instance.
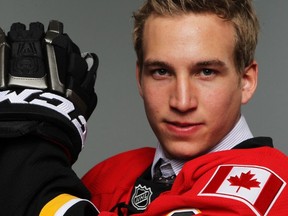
[0,89,87,147]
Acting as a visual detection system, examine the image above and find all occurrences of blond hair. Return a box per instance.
[133,0,260,73]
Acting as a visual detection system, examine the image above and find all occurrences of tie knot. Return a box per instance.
[153,159,176,185]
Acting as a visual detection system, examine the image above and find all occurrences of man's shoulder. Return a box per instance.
[198,144,287,169]
[103,147,156,163]
[169,146,288,216]
[82,147,155,184]
[88,146,155,170]
[178,142,288,187]
[180,144,288,190]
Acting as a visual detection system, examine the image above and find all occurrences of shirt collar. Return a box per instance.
[151,115,253,177]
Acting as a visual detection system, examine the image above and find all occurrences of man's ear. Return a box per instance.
[136,61,143,97]
[241,60,258,104]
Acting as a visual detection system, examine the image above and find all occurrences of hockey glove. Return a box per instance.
[0,20,98,162]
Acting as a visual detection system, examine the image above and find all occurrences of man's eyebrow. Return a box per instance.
[196,59,226,67]
[142,59,228,70]
[143,59,172,69]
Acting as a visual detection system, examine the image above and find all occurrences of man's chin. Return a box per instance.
[161,143,206,160]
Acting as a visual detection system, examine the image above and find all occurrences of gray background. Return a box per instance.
[0,0,287,177]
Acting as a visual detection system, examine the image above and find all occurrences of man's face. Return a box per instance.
[136,13,257,160]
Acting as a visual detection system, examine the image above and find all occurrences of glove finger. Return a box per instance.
[80,53,98,118]
[48,34,82,91]
[51,34,81,54]
[7,22,47,88]
[65,53,98,119]
[81,53,98,91]
[8,23,26,41]
[68,53,88,82]
[9,22,44,41]
[29,22,45,40]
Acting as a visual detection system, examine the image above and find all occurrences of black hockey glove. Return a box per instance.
[0,20,98,162]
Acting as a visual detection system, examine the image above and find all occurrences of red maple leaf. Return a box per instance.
[228,171,261,193]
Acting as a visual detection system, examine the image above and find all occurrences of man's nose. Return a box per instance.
[169,75,197,113]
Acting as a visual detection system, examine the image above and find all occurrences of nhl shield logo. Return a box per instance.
[131,184,153,211]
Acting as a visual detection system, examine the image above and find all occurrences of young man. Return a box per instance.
[0,1,287,216]
[82,0,288,215]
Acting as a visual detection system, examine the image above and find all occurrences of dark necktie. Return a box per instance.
[152,160,176,185]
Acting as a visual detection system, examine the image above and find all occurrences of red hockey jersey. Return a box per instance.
[82,138,288,215]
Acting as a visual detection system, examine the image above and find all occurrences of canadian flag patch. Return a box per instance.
[198,165,286,216]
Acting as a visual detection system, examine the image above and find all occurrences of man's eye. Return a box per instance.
[201,69,215,76]
[153,69,169,76]
[150,68,171,80]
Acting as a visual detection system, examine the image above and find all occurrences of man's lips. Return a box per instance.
[164,120,203,135]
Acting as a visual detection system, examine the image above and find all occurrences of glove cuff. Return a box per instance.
[0,89,87,151]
